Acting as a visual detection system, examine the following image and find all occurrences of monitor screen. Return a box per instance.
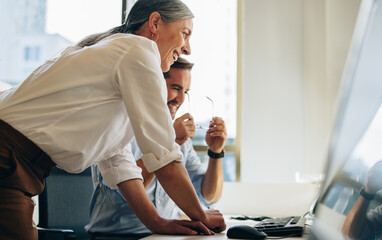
[309,0,382,239]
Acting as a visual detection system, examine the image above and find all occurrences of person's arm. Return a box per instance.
[202,156,223,203]
[342,190,372,238]
[173,114,224,203]
[202,117,226,203]
[154,161,226,232]
[136,159,155,188]
[133,151,226,231]
[136,112,196,188]
[130,139,155,188]
[342,160,382,238]
[117,178,214,235]
[98,149,215,235]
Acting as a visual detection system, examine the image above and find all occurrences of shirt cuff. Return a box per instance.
[97,144,143,189]
[100,164,142,189]
[141,144,183,173]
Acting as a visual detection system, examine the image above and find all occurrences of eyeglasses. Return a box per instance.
[186,93,214,130]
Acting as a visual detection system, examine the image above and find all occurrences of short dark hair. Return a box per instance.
[164,57,194,79]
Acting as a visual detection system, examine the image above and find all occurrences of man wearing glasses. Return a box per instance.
[86,57,227,235]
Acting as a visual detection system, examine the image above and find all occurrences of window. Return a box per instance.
[24,47,30,61]
[24,46,40,61]
[0,0,122,85]
[173,0,238,181]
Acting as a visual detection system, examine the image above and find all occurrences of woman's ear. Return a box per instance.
[148,12,162,36]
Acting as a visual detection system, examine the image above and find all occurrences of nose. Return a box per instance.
[181,40,191,55]
[177,91,186,104]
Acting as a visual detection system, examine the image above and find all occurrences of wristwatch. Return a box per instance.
[360,187,376,201]
[207,149,225,159]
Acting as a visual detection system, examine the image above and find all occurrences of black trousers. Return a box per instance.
[0,120,55,240]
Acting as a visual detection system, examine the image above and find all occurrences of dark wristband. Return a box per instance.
[207,149,224,159]
[360,187,376,201]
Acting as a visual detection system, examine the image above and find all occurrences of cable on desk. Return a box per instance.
[229,216,271,221]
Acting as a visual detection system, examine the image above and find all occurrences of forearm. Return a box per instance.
[342,197,370,238]
[136,159,155,188]
[202,158,223,203]
[155,161,207,221]
[117,179,162,232]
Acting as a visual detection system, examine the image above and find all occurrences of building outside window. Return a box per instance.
[24,46,40,61]
[0,0,120,85]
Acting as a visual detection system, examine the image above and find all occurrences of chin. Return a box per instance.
[161,63,171,73]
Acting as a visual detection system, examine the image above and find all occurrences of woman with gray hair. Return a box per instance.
[0,0,225,239]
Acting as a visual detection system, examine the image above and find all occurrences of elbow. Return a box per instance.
[203,191,222,203]
[341,226,350,238]
[342,230,358,240]
[206,196,220,204]
[154,161,181,180]
[202,177,224,203]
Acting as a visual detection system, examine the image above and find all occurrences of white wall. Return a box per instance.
[239,0,361,183]
[217,182,320,216]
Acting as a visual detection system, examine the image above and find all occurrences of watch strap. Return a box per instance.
[207,149,224,159]
[360,187,376,201]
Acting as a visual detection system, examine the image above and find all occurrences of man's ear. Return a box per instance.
[148,12,162,35]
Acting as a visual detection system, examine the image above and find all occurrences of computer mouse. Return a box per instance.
[227,225,267,239]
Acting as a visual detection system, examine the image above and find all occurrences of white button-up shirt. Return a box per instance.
[0,33,182,188]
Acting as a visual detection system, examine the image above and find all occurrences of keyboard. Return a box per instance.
[254,216,306,236]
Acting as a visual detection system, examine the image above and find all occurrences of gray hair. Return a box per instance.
[76,0,194,47]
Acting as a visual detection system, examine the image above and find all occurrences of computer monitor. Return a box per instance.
[309,0,382,239]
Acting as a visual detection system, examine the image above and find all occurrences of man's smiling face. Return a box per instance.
[165,67,191,119]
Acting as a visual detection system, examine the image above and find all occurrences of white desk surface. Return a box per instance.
[142,234,307,240]
[141,217,310,240]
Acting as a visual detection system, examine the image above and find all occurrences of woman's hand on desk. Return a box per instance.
[150,211,227,235]
[199,209,227,233]
[151,219,215,235]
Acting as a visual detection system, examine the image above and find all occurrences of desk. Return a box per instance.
[141,217,310,240]
[142,234,308,240]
